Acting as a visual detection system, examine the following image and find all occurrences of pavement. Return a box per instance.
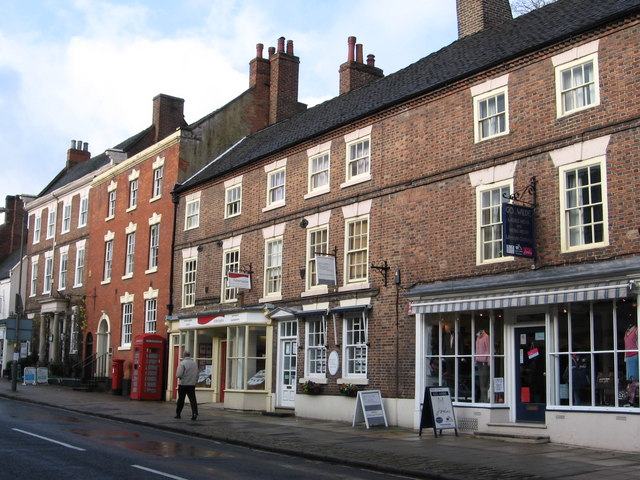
[2,379,640,480]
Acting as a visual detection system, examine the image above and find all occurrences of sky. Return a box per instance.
[0,0,459,210]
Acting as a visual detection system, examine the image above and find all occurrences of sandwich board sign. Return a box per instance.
[353,389,388,428]
[419,386,458,437]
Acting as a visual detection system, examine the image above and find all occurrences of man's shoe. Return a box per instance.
[174,415,181,419]
[191,414,198,420]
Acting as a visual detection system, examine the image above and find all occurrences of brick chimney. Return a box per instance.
[0,195,27,262]
[339,36,384,95]
[152,94,187,143]
[457,0,513,39]
[268,37,305,125]
[66,139,90,169]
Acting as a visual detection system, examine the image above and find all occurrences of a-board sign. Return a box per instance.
[352,389,388,429]
[419,386,458,437]
[23,367,37,385]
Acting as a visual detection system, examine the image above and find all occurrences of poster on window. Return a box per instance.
[502,203,535,258]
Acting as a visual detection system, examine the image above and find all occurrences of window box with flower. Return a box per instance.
[339,383,359,397]
[302,380,322,395]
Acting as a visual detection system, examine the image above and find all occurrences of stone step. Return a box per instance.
[474,431,550,444]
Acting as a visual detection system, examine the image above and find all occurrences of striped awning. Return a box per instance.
[409,281,630,315]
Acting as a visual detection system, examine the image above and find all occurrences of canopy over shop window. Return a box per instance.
[407,257,639,315]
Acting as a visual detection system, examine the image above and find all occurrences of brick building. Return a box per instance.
[84,40,305,395]
[168,0,640,450]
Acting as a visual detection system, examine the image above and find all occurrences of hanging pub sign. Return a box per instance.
[227,271,252,289]
[502,203,535,258]
[315,255,337,286]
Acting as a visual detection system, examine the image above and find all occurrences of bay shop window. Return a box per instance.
[228,325,267,390]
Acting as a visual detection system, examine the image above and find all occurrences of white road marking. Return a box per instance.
[132,465,189,480]
[12,428,86,451]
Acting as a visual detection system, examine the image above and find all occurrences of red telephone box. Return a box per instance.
[131,334,165,400]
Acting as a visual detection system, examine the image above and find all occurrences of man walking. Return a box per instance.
[175,350,199,420]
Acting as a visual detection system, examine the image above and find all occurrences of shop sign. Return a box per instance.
[419,386,458,437]
[328,351,340,376]
[353,390,388,428]
[315,255,337,285]
[228,271,251,289]
[502,204,535,258]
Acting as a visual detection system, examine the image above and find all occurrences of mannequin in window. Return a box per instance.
[476,329,490,402]
[625,324,638,381]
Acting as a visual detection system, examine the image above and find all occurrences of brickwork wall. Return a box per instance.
[172,20,640,400]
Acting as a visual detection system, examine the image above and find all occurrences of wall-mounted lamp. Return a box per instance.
[300,218,308,228]
[299,268,306,280]
[197,245,204,252]
[216,240,223,247]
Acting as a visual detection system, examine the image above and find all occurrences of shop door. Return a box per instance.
[515,322,546,423]
[278,338,297,408]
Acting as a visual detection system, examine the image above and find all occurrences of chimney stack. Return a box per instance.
[339,36,384,95]
[249,43,270,90]
[152,94,187,143]
[66,139,91,169]
[268,37,305,125]
[457,0,513,39]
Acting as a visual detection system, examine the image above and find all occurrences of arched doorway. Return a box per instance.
[96,315,111,377]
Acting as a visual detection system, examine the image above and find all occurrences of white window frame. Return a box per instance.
[342,313,368,379]
[152,165,164,199]
[124,232,136,276]
[103,239,113,282]
[74,245,85,287]
[559,156,609,252]
[225,184,242,218]
[32,215,41,244]
[308,152,330,195]
[46,208,56,239]
[185,199,200,230]
[128,178,138,210]
[476,180,513,264]
[108,190,117,218]
[305,316,327,378]
[61,202,71,234]
[306,226,329,291]
[264,237,283,298]
[222,247,240,303]
[346,137,370,183]
[344,216,369,285]
[474,87,508,142]
[43,255,53,294]
[266,168,286,208]
[148,224,160,271]
[182,257,197,307]
[121,302,133,346]
[554,47,600,118]
[58,251,68,290]
[30,258,38,297]
[144,298,157,334]
[78,195,88,227]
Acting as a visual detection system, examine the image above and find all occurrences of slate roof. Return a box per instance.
[176,0,640,193]
[38,127,153,197]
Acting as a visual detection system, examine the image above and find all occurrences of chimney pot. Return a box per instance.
[347,36,356,62]
[286,39,294,55]
[367,54,375,67]
[277,37,285,53]
[83,142,89,151]
[256,43,264,58]
[70,140,76,150]
[268,46,276,57]
[356,44,363,63]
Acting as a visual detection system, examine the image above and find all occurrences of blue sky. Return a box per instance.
[0,0,458,207]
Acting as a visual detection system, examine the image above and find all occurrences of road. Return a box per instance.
[0,397,407,480]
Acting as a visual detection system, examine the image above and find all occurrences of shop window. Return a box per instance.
[305,317,327,378]
[424,311,504,404]
[550,299,638,409]
[227,325,267,390]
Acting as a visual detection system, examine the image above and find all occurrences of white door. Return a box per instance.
[277,320,297,408]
